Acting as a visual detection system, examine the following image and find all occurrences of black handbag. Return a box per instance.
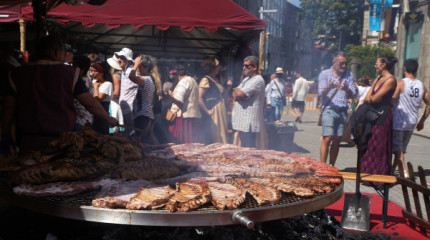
[354,102,384,123]
[202,76,222,110]
[365,105,384,122]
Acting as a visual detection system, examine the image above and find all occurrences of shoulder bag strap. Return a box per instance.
[273,80,284,97]
[320,76,345,112]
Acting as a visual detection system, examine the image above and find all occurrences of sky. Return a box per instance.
[288,0,300,7]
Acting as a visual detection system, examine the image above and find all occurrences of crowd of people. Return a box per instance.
[1,36,430,181]
[318,52,430,180]
[0,35,279,157]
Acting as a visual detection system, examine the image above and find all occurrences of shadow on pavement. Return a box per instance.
[286,143,310,154]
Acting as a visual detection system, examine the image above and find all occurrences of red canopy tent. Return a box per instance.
[22,0,265,31]
[17,0,265,59]
[0,4,23,23]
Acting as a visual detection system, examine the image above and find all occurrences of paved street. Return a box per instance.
[279,106,430,216]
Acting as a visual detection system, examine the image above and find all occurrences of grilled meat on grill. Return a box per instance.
[113,157,181,180]
[8,160,107,186]
[166,182,211,212]
[13,179,120,197]
[126,184,176,210]
[227,178,281,205]
[249,177,314,197]
[206,181,246,210]
[92,179,149,208]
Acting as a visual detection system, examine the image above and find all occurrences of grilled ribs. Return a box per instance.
[206,181,246,210]
[227,178,281,205]
[92,179,150,208]
[8,160,106,186]
[126,184,176,210]
[166,182,211,212]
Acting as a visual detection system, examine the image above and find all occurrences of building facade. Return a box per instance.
[362,0,429,89]
[234,0,315,79]
[395,0,430,90]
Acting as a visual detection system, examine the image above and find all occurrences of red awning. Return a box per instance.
[0,4,24,22]
[21,0,265,32]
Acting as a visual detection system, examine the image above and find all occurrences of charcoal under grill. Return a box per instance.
[0,180,343,229]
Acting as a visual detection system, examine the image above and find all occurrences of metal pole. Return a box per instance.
[259,30,266,75]
[19,19,26,54]
[377,0,385,59]
[351,57,358,81]
[258,7,278,74]
[258,7,265,74]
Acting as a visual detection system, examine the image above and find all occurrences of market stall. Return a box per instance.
[18,0,265,60]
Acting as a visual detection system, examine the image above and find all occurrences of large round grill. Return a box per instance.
[1,181,343,228]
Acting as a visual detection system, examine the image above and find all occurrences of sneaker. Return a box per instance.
[403,170,410,178]
[295,117,300,123]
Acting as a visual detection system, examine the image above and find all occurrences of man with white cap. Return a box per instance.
[115,48,136,126]
[265,67,286,122]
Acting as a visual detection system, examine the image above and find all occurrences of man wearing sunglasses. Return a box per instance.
[232,56,265,148]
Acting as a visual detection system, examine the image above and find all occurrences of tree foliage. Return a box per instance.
[299,0,365,50]
[344,43,395,79]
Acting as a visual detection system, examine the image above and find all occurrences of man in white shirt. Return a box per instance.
[232,56,265,148]
[292,72,313,123]
[392,59,430,178]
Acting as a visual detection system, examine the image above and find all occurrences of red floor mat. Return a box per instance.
[325,192,430,239]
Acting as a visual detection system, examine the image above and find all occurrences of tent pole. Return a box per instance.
[258,30,266,75]
[19,18,26,54]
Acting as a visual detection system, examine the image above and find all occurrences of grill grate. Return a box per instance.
[32,189,325,211]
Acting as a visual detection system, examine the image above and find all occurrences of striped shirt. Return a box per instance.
[134,76,155,120]
[232,74,265,132]
[318,67,356,109]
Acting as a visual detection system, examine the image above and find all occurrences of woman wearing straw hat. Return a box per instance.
[266,67,286,122]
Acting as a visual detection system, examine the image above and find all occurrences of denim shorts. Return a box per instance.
[392,130,413,152]
[321,108,347,137]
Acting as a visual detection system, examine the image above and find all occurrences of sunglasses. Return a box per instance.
[243,64,255,69]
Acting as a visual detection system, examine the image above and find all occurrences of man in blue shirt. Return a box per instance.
[318,52,356,166]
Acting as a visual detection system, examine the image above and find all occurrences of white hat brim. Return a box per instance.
[107,57,122,70]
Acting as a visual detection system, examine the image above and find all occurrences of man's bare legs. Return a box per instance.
[294,107,303,122]
[393,151,408,178]
[320,136,341,166]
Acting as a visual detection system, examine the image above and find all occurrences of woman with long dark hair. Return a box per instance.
[361,56,397,177]
[91,63,113,134]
